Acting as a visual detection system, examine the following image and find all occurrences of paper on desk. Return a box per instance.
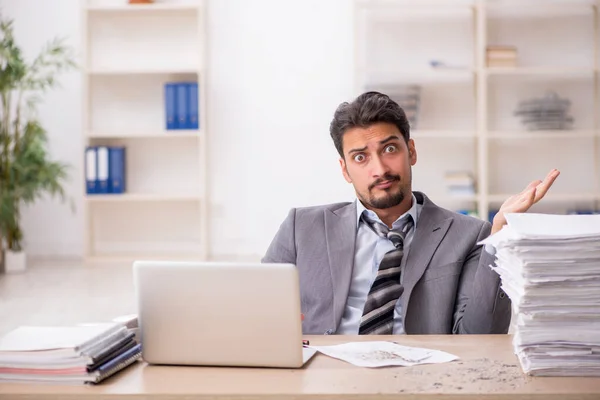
[308,341,459,368]
[478,212,600,376]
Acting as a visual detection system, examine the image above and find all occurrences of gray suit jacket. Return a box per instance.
[262,191,511,335]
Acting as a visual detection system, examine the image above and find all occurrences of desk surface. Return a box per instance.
[0,335,599,400]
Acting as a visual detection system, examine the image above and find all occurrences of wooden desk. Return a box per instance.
[0,335,599,399]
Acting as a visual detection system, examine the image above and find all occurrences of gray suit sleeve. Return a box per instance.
[452,222,512,334]
[261,208,297,264]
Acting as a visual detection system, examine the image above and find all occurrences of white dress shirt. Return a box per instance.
[337,193,422,334]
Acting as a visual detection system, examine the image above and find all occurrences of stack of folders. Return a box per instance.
[0,322,141,384]
[481,213,600,377]
[165,81,199,130]
[85,146,126,195]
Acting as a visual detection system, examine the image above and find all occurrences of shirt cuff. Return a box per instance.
[484,243,497,256]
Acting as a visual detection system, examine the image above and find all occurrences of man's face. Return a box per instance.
[339,122,417,210]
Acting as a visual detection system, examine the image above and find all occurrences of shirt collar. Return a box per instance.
[355,192,419,230]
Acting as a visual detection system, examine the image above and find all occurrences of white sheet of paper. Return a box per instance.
[308,341,459,368]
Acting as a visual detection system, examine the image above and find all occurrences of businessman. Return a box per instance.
[263,91,559,335]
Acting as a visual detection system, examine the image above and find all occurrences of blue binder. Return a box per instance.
[85,147,97,194]
[165,83,177,130]
[108,147,126,194]
[187,82,199,130]
[96,146,109,194]
[175,83,187,130]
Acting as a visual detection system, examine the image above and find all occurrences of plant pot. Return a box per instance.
[5,250,26,273]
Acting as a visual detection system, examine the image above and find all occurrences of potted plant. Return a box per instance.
[0,16,76,272]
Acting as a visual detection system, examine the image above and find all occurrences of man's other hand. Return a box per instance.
[491,169,560,234]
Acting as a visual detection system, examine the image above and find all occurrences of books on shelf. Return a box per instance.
[444,171,475,196]
[0,322,141,384]
[481,213,600,377]
[487,45,517,68]
[85,146,126,195]
[165,82,199,131]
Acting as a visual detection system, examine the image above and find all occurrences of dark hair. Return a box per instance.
[329,91,410,158]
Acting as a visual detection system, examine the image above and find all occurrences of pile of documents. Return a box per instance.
[0,322,141,384]
[513,91,574,131]
[481,213,600,376]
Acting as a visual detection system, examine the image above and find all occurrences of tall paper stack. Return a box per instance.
[481,213,600,376]
[487,45,517,68]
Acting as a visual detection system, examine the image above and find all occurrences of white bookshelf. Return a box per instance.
[354,0,600,220]
[81,0,208,263]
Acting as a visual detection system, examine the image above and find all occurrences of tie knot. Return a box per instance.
[362,214,414,249]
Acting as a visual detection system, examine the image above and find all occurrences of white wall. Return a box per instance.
[0,0,356,261]
[0,0,84,258]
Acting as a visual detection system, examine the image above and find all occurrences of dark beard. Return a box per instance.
[363,188,405,209]
[362,173,406,209]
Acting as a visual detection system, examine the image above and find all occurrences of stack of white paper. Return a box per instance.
[481,213,600,377]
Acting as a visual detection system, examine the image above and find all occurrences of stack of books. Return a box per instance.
[487,45,517,68]
[481,213,600,376]
[444,171,475,196]
[514,91,574,131]
[0,322,141,384]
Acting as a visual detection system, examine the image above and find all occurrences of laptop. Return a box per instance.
[132,261,317,368]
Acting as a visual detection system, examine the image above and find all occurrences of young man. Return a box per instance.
[262,91,559,335]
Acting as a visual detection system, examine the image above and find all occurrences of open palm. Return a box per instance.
[492,169,560,234]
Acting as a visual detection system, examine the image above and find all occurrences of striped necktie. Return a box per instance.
[359,214,414,335]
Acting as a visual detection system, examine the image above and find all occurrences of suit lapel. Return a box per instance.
[324,202,357,331]
[401,193,453,320]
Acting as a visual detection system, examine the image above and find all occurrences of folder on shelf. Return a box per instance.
[96,146,109,194]
[165,83,177,130]
[108,147,126,194]
[85,147,97,194]
[175,82,187,130]
[187,82,199,130]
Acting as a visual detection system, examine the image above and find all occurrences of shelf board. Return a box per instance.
[362,68,474,85]
[429,194,478,202]
[87,131,201,139]
[412,130,476,139]
[85,253,206,266]
[356,0,474,5]
[88,67,199,75]
[486,2,594,18]
[487,130,596,139]
[485,67,593,77]
[488,193,598,203]
[86,3,200,12]
[86,194,201,202]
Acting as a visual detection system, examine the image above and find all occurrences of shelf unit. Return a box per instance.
[81,0,208,264]
[354,0,600,220]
